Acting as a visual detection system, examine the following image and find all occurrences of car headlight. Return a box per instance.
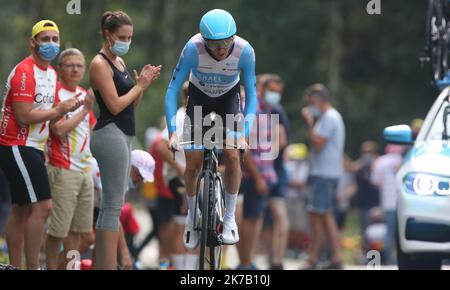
[404,173,450,196]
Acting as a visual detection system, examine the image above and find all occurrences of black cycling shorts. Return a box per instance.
[183,82,243,147]
[168,177,187,217]
[0,145,51,205]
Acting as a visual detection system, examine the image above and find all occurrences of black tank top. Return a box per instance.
[93,52,135,136]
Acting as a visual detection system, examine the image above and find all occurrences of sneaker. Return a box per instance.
[222,218,239,245]
[183,211,200,250]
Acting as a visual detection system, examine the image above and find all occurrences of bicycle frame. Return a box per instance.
[175,112,244,270]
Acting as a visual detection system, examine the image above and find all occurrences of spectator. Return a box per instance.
[363,207,388,259]
[45,48,96,270]
[411,118,424,140]
[284,144,310,257]
[89,10,161,269]
[299,83,345,270]
[335,155,357,231]
[0,20,82,269]
[354,141,380,240]
[237,76,282,270]
[258,74,290,270]
[371,144,404,265]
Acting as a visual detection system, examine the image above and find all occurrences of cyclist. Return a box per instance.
[0,20,82,269]
[165,9,257,249]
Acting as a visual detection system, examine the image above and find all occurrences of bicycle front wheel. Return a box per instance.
[199,172,210,270]
[209,176,225,270]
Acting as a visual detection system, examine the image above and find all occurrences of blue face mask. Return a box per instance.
[264,91,282,107]
[110,39,131,56]
[37,42,60,61]
[308,105,321,118]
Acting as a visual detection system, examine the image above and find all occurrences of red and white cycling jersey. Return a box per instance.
[0,57,58,151]
[47,85,96,172]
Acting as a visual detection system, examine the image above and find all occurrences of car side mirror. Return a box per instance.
[384,125,413,145]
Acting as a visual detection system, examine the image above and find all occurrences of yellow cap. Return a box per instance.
[411,118,424,130]
[32,20,59,38]
[286,143,308,160]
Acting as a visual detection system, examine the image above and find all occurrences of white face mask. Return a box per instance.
[264,91,282,107]
[308,105,321,118]
[128,176,137,190]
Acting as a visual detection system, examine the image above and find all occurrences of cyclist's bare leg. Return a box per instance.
[184,151,204,197]
[6,204,31,268]
[184,151,204,220]
[223,149,241,220]
[223,149,241,194]
[25,199,52,269]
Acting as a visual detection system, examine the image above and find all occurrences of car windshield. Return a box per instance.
[425,97,450,141]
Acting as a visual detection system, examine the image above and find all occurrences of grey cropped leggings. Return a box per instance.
[91,123,132,231]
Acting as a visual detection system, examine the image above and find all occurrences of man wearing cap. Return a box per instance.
[122,150,155,263]
[129,149,156,188]
[44,48,96,270]
[0,20,82,269]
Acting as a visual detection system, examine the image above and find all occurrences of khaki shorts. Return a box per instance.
[47,164,94,238]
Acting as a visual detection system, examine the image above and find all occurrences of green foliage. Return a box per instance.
[0,0,435,157]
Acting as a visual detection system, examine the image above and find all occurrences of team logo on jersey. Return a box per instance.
[34,93,55,104]
[21,72,27,91]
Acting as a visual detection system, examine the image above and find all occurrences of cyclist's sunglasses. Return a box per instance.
[205,37,234,50]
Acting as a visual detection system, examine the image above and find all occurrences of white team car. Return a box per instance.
[384,88,450,270]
